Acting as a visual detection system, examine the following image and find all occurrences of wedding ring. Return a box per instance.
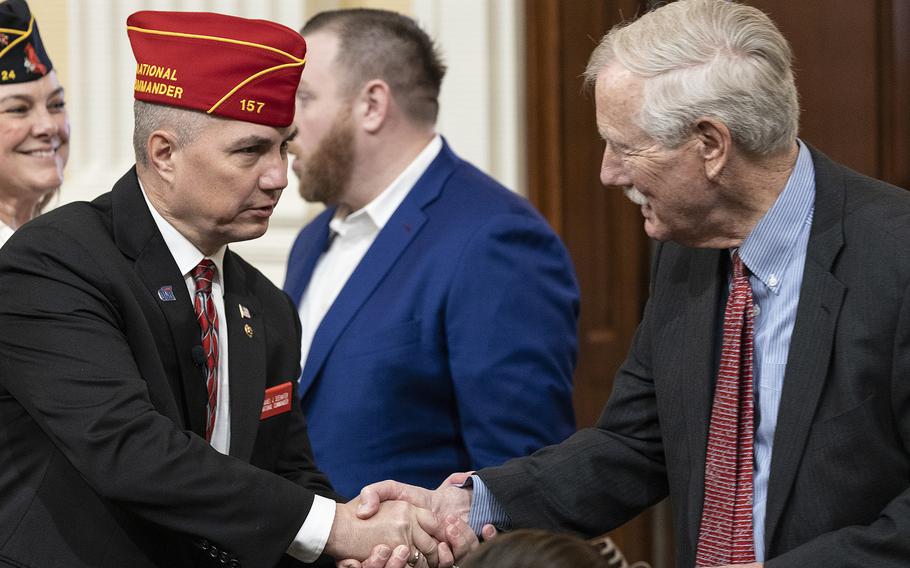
[407,550,422,566]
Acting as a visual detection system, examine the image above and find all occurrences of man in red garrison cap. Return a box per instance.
[0,10,473,568]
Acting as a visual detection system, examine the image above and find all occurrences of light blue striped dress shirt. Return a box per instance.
[738,140,815,560]
[469,141,816,563]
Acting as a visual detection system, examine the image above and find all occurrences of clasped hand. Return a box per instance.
[331,473,481,568]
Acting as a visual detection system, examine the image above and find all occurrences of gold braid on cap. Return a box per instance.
[125,24,306,113]
[0,14,32,60]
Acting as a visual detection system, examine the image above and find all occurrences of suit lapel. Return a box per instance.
[284,213,333,304]
[298,141,458,397]
[297,203,428,397]
[764,148,846,547]
[111,169,208,436]
[222,253,267,462]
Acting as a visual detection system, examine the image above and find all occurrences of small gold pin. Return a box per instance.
[244,324,254,338]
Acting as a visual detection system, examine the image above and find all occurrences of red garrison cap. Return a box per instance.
[126,10,306,127]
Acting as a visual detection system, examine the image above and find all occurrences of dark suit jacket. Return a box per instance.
[0,169,339,568]
[479,148,910,566]
[284,140,579,498]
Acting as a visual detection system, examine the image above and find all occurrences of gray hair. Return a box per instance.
[132,100,210,166]
[585,0,799,156]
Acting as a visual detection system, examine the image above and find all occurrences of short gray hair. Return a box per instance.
[132,100,210,166]
[585,0,799,156]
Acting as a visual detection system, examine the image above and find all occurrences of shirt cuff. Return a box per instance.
[286,494,336,563]
[467,475,512,535]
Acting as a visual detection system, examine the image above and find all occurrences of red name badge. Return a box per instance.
[260,381,293,420]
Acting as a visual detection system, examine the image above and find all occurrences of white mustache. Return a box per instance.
[623,187,649,207]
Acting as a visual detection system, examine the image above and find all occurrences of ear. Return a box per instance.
[356,79,392,134]
[146,130,181,184]
[694,117,732,180]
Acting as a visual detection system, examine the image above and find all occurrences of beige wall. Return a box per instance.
[26,0,68,90]
[337,0,410,11]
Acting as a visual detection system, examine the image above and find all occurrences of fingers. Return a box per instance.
[444,515,479,560]
[390,545,412,568]
[435,542,455,568]
[419,546,439,568]
[357,544,406,568]
[353,544,416,568]
[410,524,440,568]
[413,505,445,542]
[342,544,386,568]
[481,524,499,540]
[357,480,402,519]
[357,480,431,519]
[408,505,447,568]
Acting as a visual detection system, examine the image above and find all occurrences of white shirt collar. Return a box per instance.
[138,178,226,289]
[330,134,443,237]
[0,221,14,248]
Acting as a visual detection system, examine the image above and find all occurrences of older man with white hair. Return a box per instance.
[348,1,910,567]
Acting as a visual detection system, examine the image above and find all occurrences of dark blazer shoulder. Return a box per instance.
[13,193,113,247]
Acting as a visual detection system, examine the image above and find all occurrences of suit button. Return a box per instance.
[200,539,210,551]
[209,546,219,558]
[220,551,230,564]
[229,560,240,568]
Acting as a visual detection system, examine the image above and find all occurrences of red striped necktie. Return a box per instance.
[191,259,219,442]
[696,251,756,566]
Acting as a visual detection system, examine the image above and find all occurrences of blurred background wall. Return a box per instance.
[28,0,526,285]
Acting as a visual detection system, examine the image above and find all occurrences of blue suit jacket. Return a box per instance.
[285,141,579,498]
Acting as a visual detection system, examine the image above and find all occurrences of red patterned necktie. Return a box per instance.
[191,259,219,442]
[696,251,756,566]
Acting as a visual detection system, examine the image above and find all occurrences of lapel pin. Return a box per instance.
[238,304,251,319]
[244,324,254,338]
[157,285,176,302]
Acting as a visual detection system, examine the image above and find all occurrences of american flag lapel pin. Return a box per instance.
[238,304,251,319]
[157,285,176,301]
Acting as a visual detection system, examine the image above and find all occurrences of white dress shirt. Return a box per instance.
[140,186,232,455]
[140,183,331,562]
[298,134,443,369]
[0,221,14,249]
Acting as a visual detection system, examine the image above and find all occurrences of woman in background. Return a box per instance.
[0,0,68,248]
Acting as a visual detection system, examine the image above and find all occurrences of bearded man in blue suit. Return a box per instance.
[284,9,579,499]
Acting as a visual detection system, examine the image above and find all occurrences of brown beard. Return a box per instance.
[296,107,355,205]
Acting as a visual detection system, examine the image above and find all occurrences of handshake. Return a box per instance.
[325,473,498,568]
